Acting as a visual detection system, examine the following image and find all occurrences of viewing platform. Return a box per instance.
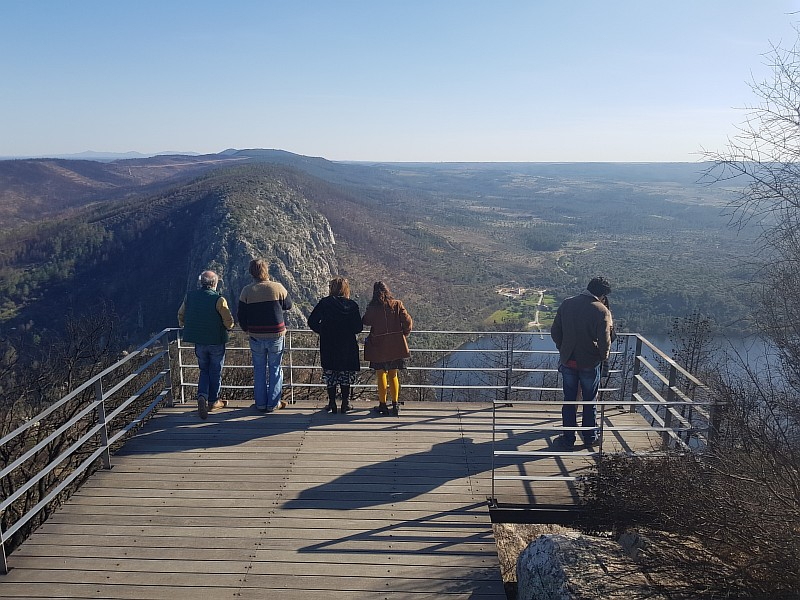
[0,329,715,597]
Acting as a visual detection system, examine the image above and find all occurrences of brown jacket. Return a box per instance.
[550,291,612,368]
[362,299,413,363]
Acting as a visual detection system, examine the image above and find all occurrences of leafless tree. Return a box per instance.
[578,34,800,598]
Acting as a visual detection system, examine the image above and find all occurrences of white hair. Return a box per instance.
[199,270,218,289]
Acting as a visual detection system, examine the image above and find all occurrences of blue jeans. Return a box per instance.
[249,336,285,410]
[559,362,601,445]
[195,344,226,404]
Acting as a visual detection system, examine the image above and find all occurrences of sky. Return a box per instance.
[3,1,800,162]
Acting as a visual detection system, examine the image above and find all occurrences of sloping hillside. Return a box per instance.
[0,164,338,339]
[0,154,253,227]
[0,150,757,338]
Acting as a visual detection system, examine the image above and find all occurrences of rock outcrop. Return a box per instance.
[184,166,338,326]
[516,532,666,600]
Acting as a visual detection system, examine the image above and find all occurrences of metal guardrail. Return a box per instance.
[487,332,716,501]
[175,329,715,491]
[0,328,179,574]
[1,327,714,572]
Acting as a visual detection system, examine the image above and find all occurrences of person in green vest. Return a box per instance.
[178,270,235,419]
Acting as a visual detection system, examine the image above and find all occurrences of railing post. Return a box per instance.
[491,390,497,503]
[662,364,677,449]
[618,334,631,407]
[1,533,8,574]
[504,335,514,405]
[630,336,643,413]
[162,332,174,408]
[177,331,186,404]
[288,330,295,405]
[95,380,112,470]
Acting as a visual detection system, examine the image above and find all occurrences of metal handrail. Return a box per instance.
[0,328,179,574]
[1,327,714,572]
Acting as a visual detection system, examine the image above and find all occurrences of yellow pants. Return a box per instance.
[376,369,400,404]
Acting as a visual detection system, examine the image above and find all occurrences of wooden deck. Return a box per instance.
[2,399,660,599]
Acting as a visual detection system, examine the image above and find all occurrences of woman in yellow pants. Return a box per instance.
[362,281,413,416]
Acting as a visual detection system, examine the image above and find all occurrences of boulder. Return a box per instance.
[516,532,665,599]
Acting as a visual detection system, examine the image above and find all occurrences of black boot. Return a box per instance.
[340,385,351,413]
[326,386,338,413]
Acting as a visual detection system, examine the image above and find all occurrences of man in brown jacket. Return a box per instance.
[550,277,613,450]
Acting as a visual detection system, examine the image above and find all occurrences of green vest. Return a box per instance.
[182,288,229,345]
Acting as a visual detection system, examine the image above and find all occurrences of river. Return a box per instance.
[427,330,781,403]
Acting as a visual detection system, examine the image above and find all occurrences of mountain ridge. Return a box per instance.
[0,149,755,340]
[0,163,340,339]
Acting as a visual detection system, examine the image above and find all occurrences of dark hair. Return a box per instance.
[329,276,350,298]
[369,281,394,306]
[587,276,611,298]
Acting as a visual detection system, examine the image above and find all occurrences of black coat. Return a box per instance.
[307,296,363,372]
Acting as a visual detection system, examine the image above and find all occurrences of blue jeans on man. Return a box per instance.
[195,344,226,404]
[249,336,285,410]
[559,362,601,446]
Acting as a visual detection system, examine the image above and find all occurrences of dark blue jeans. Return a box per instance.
[559,362,601,445]
[195,344,226,404]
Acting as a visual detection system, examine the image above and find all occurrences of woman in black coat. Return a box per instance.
[307,277,363,413]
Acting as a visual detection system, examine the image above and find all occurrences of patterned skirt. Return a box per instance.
[322,369,359,387]
[369,358,408,371]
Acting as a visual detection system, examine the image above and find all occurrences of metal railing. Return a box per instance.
[176,328,573,404]
[1,327,713,571]
[487,332,716,500]
[0,328,179,574]
[175,329,714,483]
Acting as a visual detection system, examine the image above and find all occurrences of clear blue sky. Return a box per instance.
[3,1,800,162]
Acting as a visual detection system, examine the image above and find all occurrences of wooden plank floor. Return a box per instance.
[3,399,660,599]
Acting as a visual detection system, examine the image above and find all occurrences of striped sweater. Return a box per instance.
[237,280,292,338]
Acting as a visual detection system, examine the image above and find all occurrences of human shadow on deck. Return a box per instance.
[282,435,491,510]
[117,403,313,454]
[280,427,582,510]
[124,403,586,507]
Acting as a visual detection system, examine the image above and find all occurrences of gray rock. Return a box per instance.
[185,169,338,322]
[516,532,666,600]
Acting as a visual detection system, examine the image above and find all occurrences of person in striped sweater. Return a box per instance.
[238,259,293,412]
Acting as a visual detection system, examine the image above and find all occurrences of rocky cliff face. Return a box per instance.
[0,163,340,339]
[183,165,338,327]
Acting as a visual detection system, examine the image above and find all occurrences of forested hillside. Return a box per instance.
[0,153,258,227]
[0,151,757,344]
[298,159,754,334]
[0,163,339,340]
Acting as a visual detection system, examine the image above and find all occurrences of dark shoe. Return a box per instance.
[209,400,228,411]
[583,436,598,448]
[391,402,399,416]
[327,401,338,414]
[340,403,351,413]
[552,435,575,451]
[197,394,208,420]
[255,404,268,412]
[374,403,389,415]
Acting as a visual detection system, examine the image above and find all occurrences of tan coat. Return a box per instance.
[362,299,413,363]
